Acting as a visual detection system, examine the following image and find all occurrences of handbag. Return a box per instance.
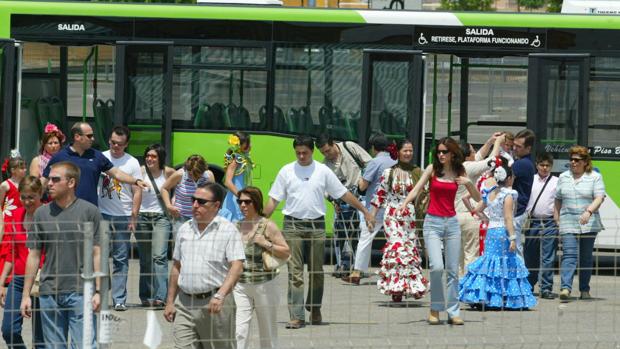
[523,175,551,232]
[256,219,289,271]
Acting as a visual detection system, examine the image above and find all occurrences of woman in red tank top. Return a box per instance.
[401,137,480,326]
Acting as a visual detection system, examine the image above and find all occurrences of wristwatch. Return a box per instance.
[213,292,225,301]
[508,235,517,241]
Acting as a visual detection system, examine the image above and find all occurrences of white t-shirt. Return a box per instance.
[269,160,348,220]
[98,151,142,216]
[140,167,166,214]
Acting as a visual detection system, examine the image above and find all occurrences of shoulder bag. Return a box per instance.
[257,219,289,271]
[522,175,551,232]
[144,166,173,221]
[342,141,367,196]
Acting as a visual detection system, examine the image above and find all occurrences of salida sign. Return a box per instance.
[414,26,545,49]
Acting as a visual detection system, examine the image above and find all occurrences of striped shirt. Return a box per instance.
[555,170,606,235]
[173,216,245,294]
[174,169,212,218]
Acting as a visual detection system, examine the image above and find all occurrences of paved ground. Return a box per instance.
[4,260,620,348]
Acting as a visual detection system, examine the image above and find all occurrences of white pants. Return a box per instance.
[233,277,279,349]
[354,208,385,272]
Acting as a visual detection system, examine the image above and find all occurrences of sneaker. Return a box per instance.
[580,291,592,300]
[540,291,555,300]
[152,300,166,309]
[114,303,127,311]
[559,289,570,301]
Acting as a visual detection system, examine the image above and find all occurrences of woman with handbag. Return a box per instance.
[234,186,290,348]
[0,176,44,348]
[136,144,175,308]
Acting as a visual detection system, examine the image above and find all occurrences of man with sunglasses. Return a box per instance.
[43,122,148,207]
[164,182,244,348]
[21,161,102,348]
[97,126,142,312]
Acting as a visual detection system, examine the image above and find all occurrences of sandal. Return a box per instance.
[285,319,306,329]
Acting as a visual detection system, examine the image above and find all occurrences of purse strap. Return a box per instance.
[530,175,551,215]
[145,166,171,219]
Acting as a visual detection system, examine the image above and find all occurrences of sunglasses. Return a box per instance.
[236,199,253,206]
[436,150,450,155]
[48,176,64,183]
[191,196,216,205]
[569,157,584,163]
[82,133,95,139]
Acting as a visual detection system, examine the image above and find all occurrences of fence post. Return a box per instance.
[82,222,95,349]
[98,220,111,348]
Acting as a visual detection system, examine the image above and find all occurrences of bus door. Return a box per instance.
[361,50,425,165]
[115,42,173,163]
[0,40,21,159]
[527,54,590,171]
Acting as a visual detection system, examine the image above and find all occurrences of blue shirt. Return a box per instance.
[43,145,114,206]
[512,153,535,216]
[363,152,397,208]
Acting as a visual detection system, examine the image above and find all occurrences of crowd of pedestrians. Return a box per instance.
[0,120,607,348]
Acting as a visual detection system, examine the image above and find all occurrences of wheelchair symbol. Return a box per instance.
[530,35,541,48]
[418,33,428,45]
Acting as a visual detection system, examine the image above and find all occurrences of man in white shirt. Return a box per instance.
[317,134,372,277]
[524,152,559,299]
[264,135,375,329]
[97,126,142,311]
[164,182,244,348]
[457,132,504,275]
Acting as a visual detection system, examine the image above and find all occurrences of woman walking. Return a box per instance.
[554,145,605,301]
[136,144,175,308]
[459,156,537,309]
[234,186,290,349]
[371,139,427,302]
[220,132,254,222]
[402,137,480,325]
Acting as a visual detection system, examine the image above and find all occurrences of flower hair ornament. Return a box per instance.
[386,143,398,160]
[491,156,508,182]
[1,159,8,173]
[44,123,66,143]
[1,149,21,173]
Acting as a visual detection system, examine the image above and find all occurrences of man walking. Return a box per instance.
[264,135,375,329]
[21,161,102,348]
[512,129,537,257]
[524,153,559,299]
[317,134,372,277]
[342,133,395,284]
[164,182,244,349]
[43,122,148,206]
[98,126,142,311]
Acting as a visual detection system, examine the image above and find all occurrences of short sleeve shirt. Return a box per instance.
[43,145,114,206]
[324,142,372,189]
[555,170,606,234]
[362,152,397,207]
[27,199,102,295]
[173,216,245,294]
[269,161,347,220]
[98,151,142,216]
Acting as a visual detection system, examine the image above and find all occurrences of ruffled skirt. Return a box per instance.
[459,227,537,309]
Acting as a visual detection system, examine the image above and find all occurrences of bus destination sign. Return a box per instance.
[414,26,546,49]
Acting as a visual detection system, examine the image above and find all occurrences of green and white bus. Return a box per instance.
[0,1,619,249]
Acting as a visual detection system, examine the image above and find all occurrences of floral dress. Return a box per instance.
[219,150,254,223]
[371,166,427,298]
[459,187,537,309]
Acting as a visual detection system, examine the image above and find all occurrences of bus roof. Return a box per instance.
[3,0,620,39]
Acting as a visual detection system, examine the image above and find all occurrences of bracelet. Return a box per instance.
[508,235,517,241]
[268,242,274,250]
[213,292,225,301]
[586,209,593,215]
[94,290,100,294]
[134,178,143,186]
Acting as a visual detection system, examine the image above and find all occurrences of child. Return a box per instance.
[459,156,537,309]
[0,152,26,287]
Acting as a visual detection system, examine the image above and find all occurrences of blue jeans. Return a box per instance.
[333,205,359,270]
[103,214,131,306]
[1,276,44,348]
[524,218,558,293]
[136,212,171,303]
[560,232,597,292]
[513,213,527,258]
[39,293,96,349]
[423,214,461,318]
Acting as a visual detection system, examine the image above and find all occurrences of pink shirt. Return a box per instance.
[526,174,558,218]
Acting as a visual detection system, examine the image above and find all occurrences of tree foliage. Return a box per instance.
[439,0,494,11]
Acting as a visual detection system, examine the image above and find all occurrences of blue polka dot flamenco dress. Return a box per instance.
[459,187,537,310]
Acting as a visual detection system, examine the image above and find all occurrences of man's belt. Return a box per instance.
[183,289,216,300]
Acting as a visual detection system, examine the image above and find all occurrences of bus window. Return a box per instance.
[589,57,620,150]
